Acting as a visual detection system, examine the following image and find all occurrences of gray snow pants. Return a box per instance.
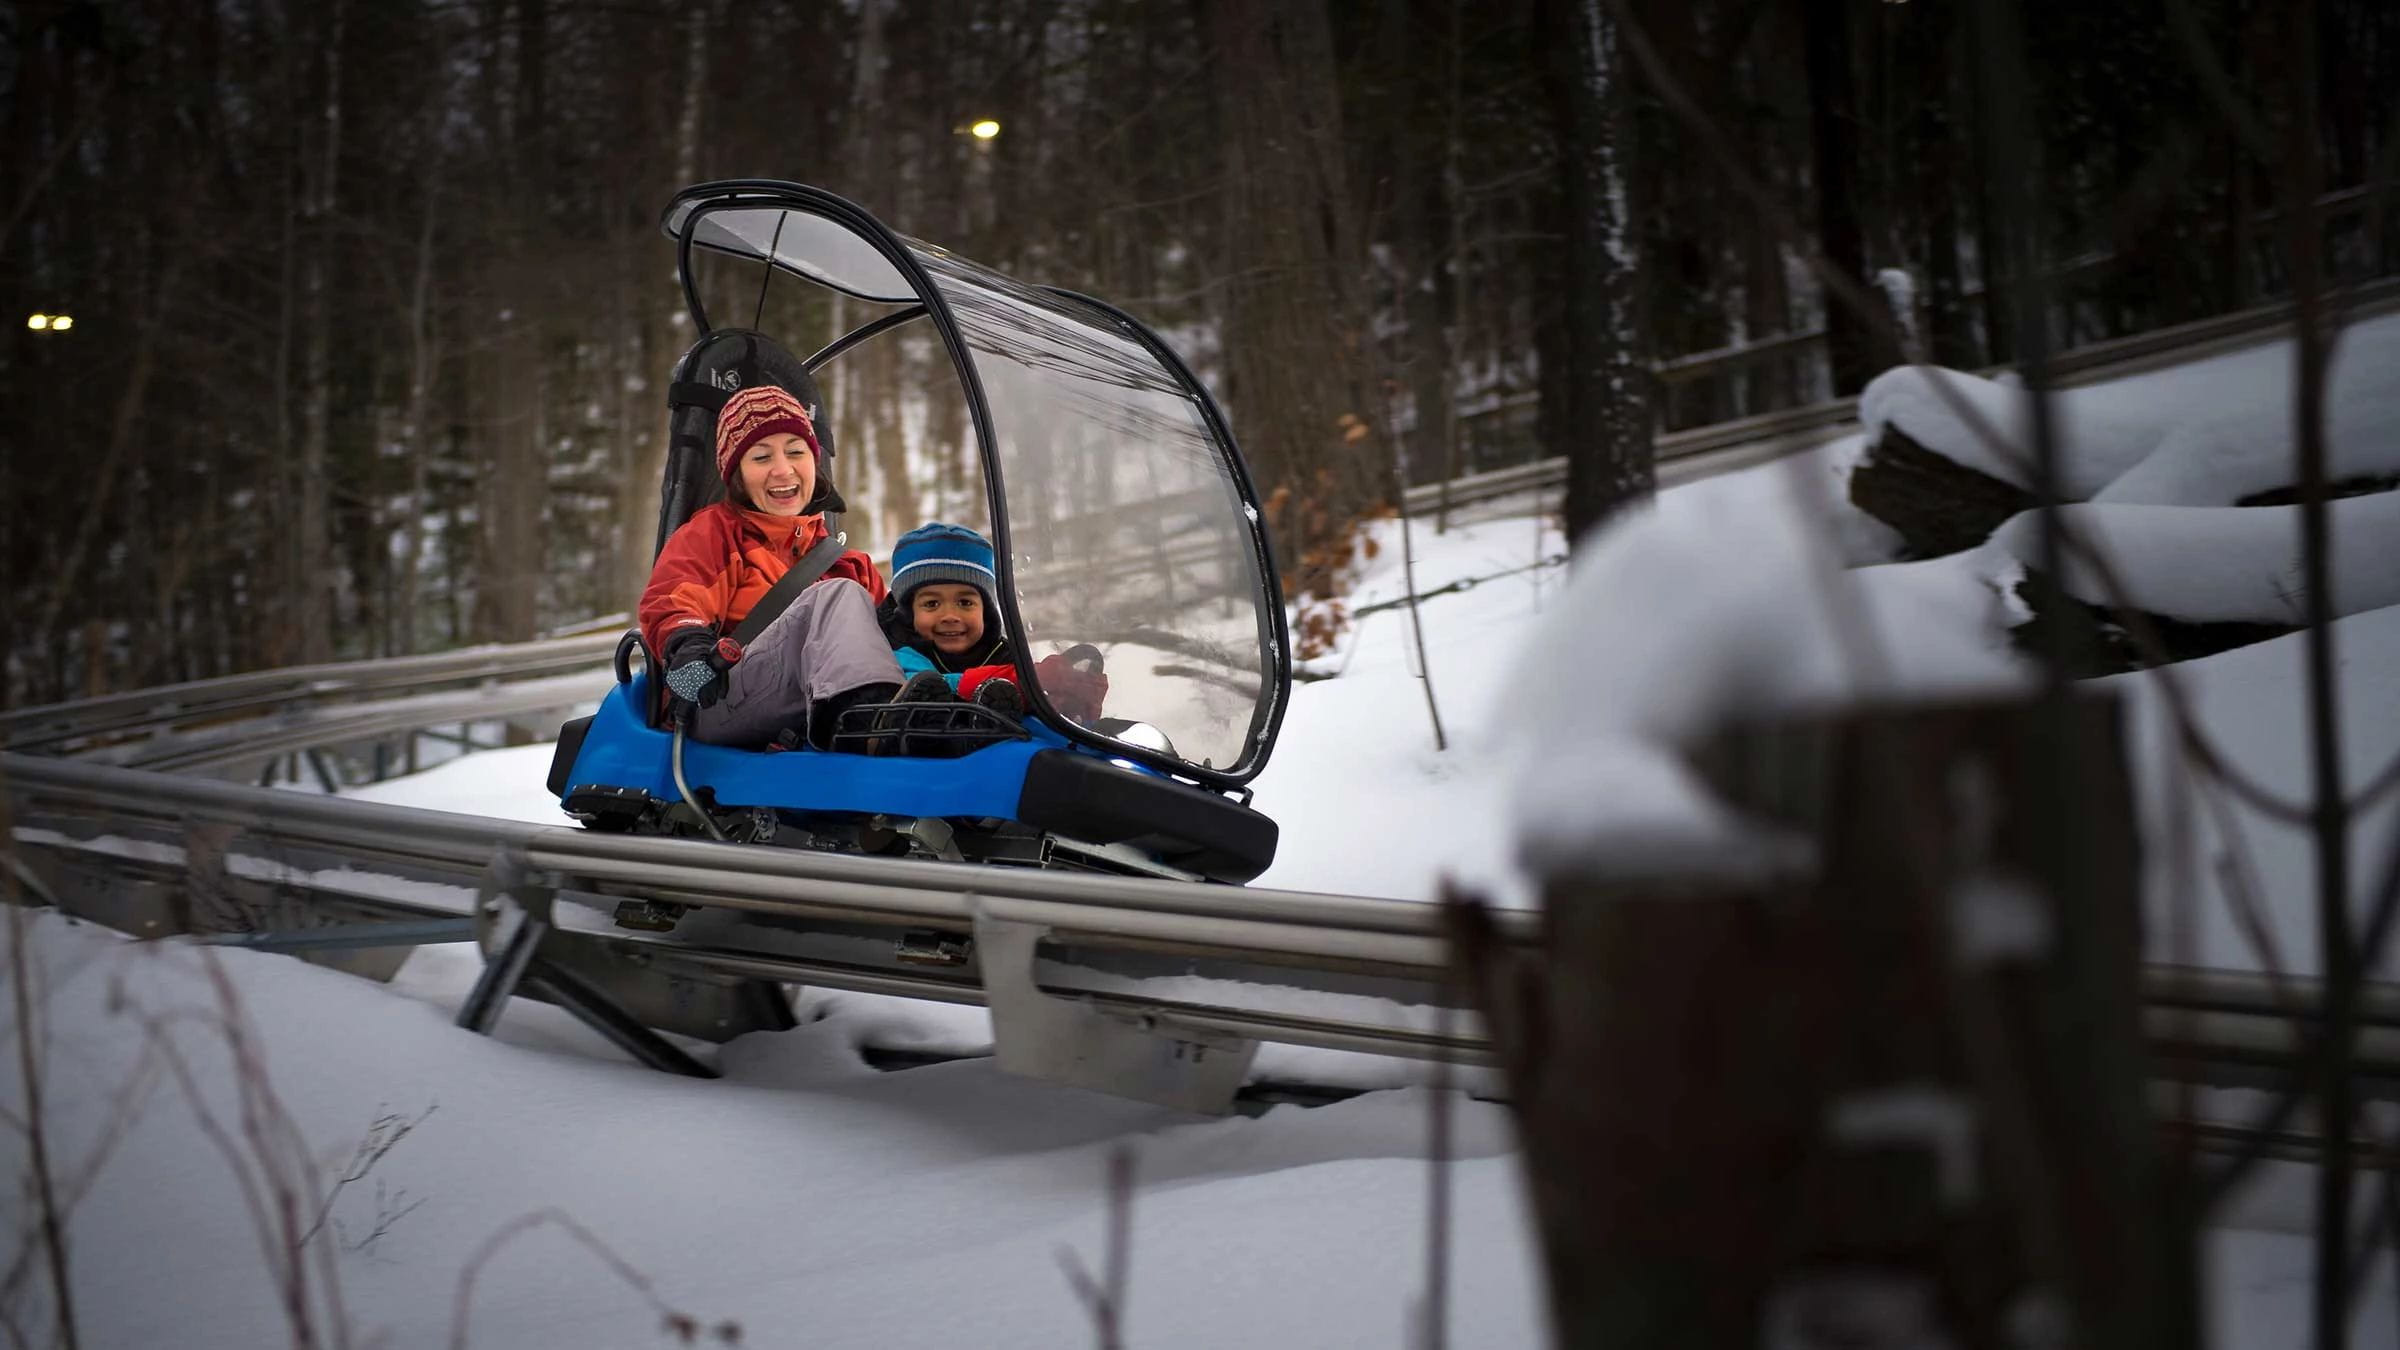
[690,578,903,748]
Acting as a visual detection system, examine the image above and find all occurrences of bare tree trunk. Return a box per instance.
[475,327,546,646]
[1548,0,1653,541]
[1744,217,1793,412]
[1432,0,1469,530]
[397,175,440,655]
[1903,0,1975,368]
[607,0,719,593]
[1803,0,1890,394]
[35,240,185,684]
[1204,0,1382,601]
[295,0,346,664]
[1386,0,1457,511]
[471,0,551,648]
[267,19,303,667]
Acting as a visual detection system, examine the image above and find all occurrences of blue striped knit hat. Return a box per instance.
[889,523,998,608]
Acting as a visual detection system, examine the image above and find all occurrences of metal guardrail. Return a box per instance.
[93,670,613,775]
[0,632,622,754]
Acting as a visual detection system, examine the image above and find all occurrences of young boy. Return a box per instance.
[879,523,1108,725]
[880,522,1019,714]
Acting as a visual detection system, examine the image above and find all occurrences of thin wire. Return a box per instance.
[751,211,788,332]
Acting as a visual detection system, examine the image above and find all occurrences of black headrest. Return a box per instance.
[665,328,837,460]
[653,329,842,559]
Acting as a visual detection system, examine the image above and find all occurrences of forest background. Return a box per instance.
[4,0,2397,708]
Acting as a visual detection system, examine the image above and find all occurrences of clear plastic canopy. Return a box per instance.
[669,199,918,304]
[665,188,1285,781]
[915,252,1280,777]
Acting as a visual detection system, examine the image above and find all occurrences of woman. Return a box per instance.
[637,383,916,749]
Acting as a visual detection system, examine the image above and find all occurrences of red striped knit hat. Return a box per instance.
[714,384,822,489]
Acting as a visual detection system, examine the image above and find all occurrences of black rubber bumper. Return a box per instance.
[1015,749,1278,884]
[546,715,595,797]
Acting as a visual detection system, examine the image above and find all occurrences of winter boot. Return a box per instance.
[971,677,1025,725]
[808,681,900,752]
[882,672,962,756]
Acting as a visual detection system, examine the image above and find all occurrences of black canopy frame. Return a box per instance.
[660,180,1290,791]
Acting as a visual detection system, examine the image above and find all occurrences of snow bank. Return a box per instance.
[4,913,1546,1350]
[1989,491,2400,625]
[1503,463,2033,884]
[2106,602,2400,976]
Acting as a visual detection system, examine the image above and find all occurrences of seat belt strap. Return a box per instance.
[731,534,846,646]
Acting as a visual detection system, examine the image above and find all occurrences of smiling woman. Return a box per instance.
[735,431,817,515]
[637,383,908,750]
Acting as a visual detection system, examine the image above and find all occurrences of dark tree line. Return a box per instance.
[4,0,2396,705]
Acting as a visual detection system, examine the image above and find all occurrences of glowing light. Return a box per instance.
[970,119,1001,140]
[49,315,71,331]
[26,314,48,330]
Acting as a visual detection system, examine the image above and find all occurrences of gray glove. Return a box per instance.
[663,634,742,708]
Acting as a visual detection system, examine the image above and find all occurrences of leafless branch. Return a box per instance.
[448,1206,727,1350]
[299,1103,439,1250]
[337,1179,429,1257]
[1055,1146,1136,1350]
[1412,994,1454,1350]
[2,776,80,1350]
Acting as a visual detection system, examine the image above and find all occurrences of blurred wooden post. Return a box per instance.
[1449,693,2195,1348]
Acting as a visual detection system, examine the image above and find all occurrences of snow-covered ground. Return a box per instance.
[11,314,2400,1346]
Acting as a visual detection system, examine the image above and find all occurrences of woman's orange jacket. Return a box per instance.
[638,501,886,659]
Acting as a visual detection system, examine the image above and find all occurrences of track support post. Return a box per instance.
[456,850,718,1077]
[973,897,1257,1113]
[457,851,554,1035]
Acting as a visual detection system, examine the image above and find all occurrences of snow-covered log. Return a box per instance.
[1989,491,2400,627]
[1847,423,2037,560]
